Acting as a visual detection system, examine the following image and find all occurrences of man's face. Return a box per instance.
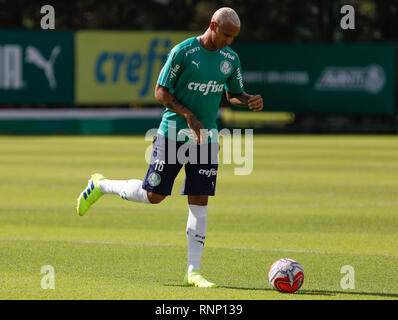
[210,21,240,49]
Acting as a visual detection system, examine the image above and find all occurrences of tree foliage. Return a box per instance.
[0,0,397,42]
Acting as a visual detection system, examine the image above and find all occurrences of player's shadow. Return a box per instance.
[218,285,398,298]
[216,285,331,296]
[164,284,327,295]
[164,283,398,298]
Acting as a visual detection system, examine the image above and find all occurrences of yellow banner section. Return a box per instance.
[75,31,195,104]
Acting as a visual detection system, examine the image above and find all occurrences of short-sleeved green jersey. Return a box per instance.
[157,36,244,140]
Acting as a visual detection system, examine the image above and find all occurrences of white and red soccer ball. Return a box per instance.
[268,258,304,293]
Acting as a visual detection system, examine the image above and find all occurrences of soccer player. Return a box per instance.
[76,7,263,288]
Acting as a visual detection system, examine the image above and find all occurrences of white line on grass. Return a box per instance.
[1,237,397,257]
[273,201,398,209]
[1,201,398,213]
[0,237,324,254]
[215,201,398,210]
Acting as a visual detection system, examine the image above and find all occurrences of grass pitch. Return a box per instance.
[0,134,398,300]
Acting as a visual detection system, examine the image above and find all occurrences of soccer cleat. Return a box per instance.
[76,173,106,216]
[183,270,217,288]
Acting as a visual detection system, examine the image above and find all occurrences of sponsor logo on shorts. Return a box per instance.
[148,172,161,187]
[198,168,217,177]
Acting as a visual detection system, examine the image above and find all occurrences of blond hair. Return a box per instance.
[211,7,240,28]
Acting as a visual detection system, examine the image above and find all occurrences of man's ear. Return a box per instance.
[209,21,217,31]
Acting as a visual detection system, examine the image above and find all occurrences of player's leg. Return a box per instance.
[186,195,208,274]
[76,134,180,215]
[146,192,167,204]
[183,194,217,288]
[96,180,167,203]
[99,178,150,203]
[141,134,182,201]
[182,142,219,288]
[76,173,153,216]
[188,195,208,206]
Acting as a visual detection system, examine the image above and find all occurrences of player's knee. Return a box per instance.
[147,192,166,204]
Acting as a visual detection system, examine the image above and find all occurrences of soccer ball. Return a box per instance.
[268,258,304,293]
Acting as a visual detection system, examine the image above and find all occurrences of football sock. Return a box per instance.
[98,179,150,203]
[186,204,207,273]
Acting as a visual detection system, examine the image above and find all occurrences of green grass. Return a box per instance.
[0,134,398,300]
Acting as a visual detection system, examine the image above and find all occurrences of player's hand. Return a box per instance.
[187,114,206,145]
[248,95,263,112]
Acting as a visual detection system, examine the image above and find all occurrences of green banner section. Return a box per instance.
[0,30,74,104]
[1,31,395,115]
[75,31,195,104]
[233,43,396,115]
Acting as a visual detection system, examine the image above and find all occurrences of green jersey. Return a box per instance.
[157,36,244,140]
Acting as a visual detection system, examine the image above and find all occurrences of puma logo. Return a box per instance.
[192,60,200,69]
[25,46,61,89]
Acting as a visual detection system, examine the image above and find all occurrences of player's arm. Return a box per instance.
[226,91,264,112]
[155,84,206,144]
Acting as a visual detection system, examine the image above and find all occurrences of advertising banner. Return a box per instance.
[75,31,195,104]
[0,30,74,104]
[233,43,395,115]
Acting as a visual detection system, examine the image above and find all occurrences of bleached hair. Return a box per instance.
[212,7,240,28]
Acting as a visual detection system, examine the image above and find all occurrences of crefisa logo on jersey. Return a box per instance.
[187,80,224,95]
[220,60,232,75]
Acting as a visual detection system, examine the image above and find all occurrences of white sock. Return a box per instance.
[98,179,149,203]
[186,204,207,273]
